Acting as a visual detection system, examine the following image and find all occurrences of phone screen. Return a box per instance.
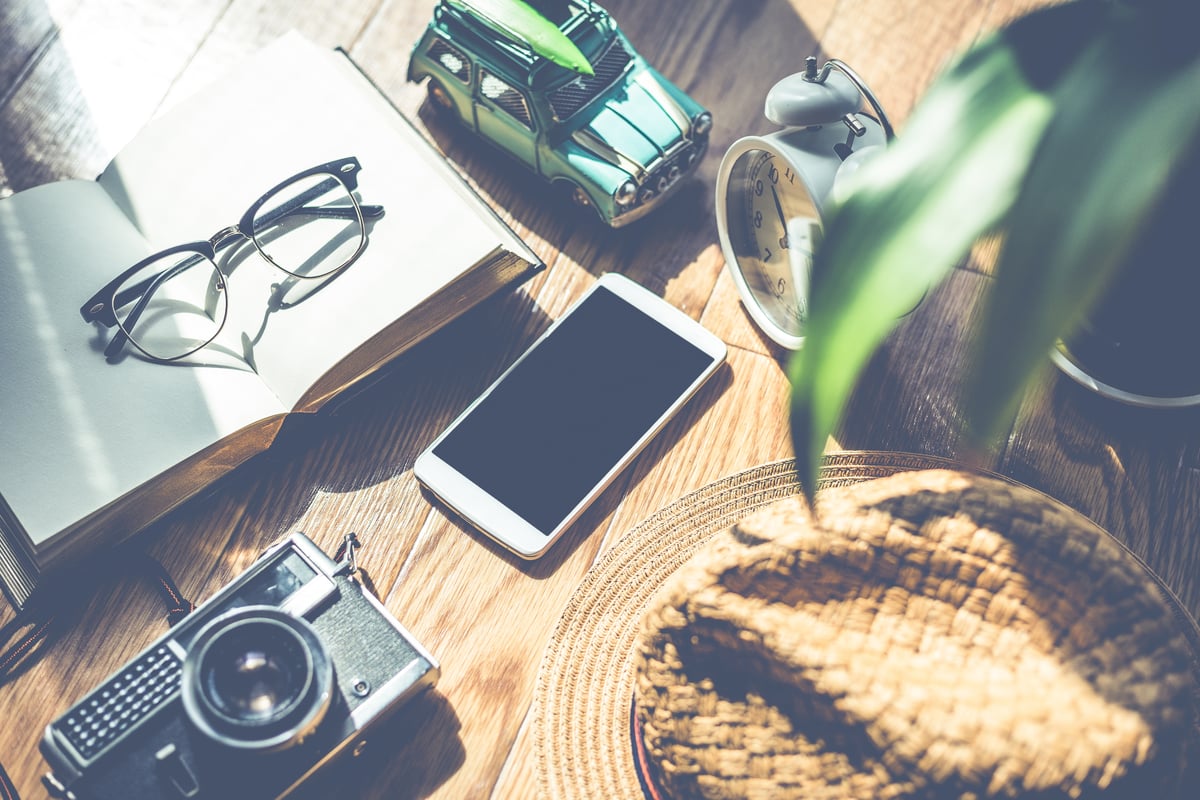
[430,284,718,535]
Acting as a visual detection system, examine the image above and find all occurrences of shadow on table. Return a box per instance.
[290,689,465,800]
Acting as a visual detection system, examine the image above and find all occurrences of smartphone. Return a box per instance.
[413,273,727,559]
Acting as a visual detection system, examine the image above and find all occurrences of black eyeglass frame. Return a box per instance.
[80,156,385,363]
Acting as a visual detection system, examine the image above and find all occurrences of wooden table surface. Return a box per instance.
[3,1,1199,798]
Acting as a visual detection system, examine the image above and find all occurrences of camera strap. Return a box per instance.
[0,554,194,684]
[0,553,194,800]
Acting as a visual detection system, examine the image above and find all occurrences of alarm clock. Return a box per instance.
[715,57,894,349]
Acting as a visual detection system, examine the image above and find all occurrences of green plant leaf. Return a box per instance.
[965,18,1200,444]
[447,0,595,75]
[787,0,1107,500]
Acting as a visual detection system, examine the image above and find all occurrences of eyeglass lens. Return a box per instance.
[111,252,228,361]
[251,172,365,279]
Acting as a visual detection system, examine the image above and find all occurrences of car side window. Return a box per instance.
[479,70,534,130]
[428,36,471,84]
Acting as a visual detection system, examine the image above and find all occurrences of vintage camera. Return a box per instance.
[40,533,439,799]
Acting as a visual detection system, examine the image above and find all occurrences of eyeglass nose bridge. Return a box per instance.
[209,225,248,251]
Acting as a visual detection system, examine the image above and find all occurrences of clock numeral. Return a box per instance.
[783,166,795,184]
[763,247,772,262]
[753,210,763,229]
[754,179,764,197]
[768,165,779,184]
[774,278,786,299]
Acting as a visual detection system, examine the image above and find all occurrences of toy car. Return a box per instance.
[408,0,712,227]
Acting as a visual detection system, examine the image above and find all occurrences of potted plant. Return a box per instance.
[788,0,1200,495]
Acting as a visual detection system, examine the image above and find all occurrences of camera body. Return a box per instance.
[40,533,439,799]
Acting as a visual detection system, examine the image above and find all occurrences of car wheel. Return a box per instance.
[427,79,455,115]
[557,181,606,224]
[569,184,592,209]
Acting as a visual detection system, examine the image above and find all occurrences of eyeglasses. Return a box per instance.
[80,156,384,363]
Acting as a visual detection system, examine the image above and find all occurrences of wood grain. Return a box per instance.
[2,2,1197,800]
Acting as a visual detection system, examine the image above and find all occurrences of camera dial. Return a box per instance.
[182,606,334,753]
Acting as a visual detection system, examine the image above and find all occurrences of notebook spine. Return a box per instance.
[0,521,37,609]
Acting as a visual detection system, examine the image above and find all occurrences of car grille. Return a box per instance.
[618,134,708,218]
[547,39,632,120]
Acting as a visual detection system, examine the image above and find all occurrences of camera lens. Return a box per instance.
[204,624,306,722]
[182,607,333,752]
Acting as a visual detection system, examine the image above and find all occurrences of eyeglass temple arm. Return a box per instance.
[252,176,384,232]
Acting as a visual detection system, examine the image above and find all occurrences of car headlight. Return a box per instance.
[692,111,713,137]
[614,179,638,207]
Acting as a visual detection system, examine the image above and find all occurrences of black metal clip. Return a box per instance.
[334,532,361,579]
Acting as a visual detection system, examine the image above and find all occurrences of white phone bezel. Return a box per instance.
[413,272,727,559]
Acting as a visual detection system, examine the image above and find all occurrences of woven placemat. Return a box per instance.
[532,451,1200,799]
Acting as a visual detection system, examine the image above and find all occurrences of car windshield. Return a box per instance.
[544,36,632,121]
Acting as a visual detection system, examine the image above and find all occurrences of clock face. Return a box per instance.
[719,146,821,348]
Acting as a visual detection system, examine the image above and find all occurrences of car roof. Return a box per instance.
[431,0,616,91]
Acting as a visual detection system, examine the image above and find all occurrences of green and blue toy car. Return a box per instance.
[408,0,712,227]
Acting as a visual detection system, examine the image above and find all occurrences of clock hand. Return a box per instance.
[770,185,789,249]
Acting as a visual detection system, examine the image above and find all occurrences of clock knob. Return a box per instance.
[765,68,861,128]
